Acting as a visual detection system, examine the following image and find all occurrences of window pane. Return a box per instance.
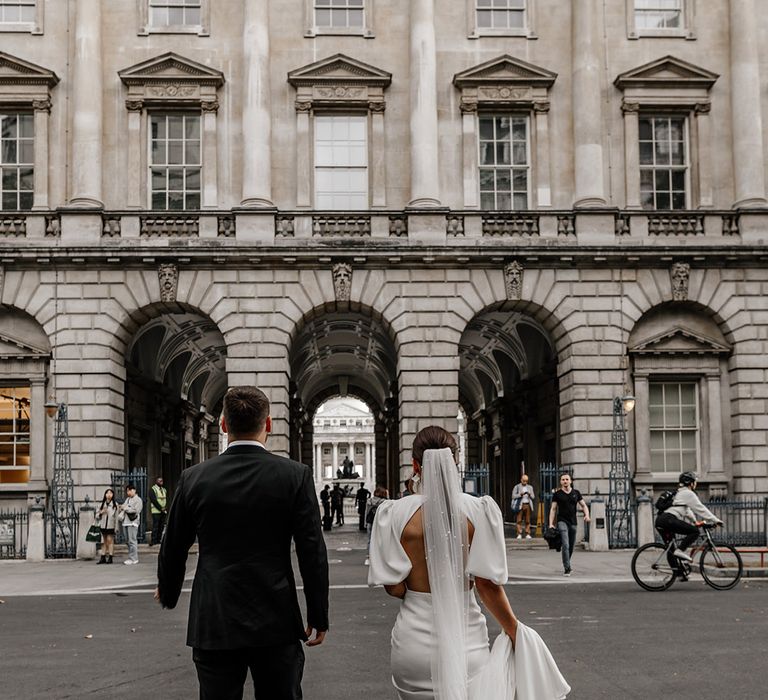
[151,141,166,164]
[185,169,200,190]
[168,117,183,139]
[479,169,495,191]
[152,191,166,209]
[479,118,494,140]
[316,8,331,25]
[671,191,686,210]
[512,142,527,165]
[185,191,200,209]
[19,114,33,138]
[495,170,511,192]
[496,192,511,210]
[477,10,491,27]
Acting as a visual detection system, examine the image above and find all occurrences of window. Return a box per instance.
[150,114,201,210]
[0,114,33,211]
[315,116,368,209]
[149,0,201,27]
[315,0,364,29]
[0,0,34,23]
[0,386,31,484]
[340,445,347,453]
[324,419,331,427]
[479,115,529,210]
[339,419,347,427]
[649,382,698,472]
[639,116,687,210]
[355,445,364,454]
[356,419,362,426]
[634,0,681,30]
[323,447,331,455]
[476,0,525,30]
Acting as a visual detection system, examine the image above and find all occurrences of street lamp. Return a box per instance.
[608,394,636,548]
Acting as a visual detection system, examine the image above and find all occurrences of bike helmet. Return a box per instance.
[679,471,697,486]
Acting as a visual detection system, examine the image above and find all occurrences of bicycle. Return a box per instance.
[631,522,743,591]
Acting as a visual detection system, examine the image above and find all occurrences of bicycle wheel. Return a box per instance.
[699,544,743,590]
[631,543,676,591]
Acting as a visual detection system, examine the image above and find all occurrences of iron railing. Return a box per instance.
[44,509,78,559]
[111,469,149,544]
[461,464,489,496]
[0,509,28,559]
[706,498,767,546]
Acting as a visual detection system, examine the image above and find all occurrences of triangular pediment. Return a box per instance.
[629,326,730,355]
[615,56,718,90]
[0,51,59,87]
[454,55,557,88]
[119,52,224,87]
[288,54,391,87]
[0,331,49,358]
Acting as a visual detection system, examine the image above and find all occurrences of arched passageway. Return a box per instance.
[288,306,399,494]
[124,304,227,493]
[459,307,558,517]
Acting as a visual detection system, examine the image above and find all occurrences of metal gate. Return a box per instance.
[461,464,489,496]
[538,462,573,527]
[111,468,148,544]
[0,510,27,559]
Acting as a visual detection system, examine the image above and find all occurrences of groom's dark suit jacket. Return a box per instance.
[157,444,329,649]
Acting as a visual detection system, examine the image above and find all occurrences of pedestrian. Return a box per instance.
[96,488,117,564]
[511,474,535,539]
[320,484,331,521]
[149,476,168,547]
[363,485,388,566]
[355,483,370,531]
[548,473,590,576]
[156,385,329,700]
[119,483,143,565]
[331,483,344,525]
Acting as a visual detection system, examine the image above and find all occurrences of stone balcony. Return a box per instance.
[0,209,766,263]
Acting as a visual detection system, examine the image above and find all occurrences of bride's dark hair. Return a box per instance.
[412,426,458,466]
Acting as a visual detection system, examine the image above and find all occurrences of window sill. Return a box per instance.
[628,30,695,40]
[469,29,535,40]
[138,25,209,37]
[0,22,41,34]
[304,28,374,38]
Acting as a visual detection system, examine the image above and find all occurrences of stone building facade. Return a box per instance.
[1,1,768,512]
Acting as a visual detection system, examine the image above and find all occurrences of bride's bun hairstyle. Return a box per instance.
[412,426,458,466]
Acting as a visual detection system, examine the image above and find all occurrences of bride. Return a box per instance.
[368,426,570,700]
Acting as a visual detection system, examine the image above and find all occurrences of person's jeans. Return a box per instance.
[557,521,577,572]
[193,643,304,700]
[124,524,138,562]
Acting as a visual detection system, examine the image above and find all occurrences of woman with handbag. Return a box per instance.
[96,488,118,564]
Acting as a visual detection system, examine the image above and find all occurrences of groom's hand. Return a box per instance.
[305,627,327,647]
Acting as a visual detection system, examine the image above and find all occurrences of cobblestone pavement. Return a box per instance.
[1,525,766,699]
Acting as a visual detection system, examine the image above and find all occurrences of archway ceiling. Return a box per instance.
[127,312,227,410]
[459,311,553,414]
[291,313,397,410]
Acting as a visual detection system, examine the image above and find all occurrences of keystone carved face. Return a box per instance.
[332,263,352,302]
[158,263,178,303]
[671,262,690,301]
[504,260,523,300]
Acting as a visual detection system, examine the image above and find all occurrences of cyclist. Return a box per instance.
[655,471,723,578]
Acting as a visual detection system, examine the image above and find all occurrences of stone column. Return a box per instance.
[632,375,650,472]
[695,104,713,208]
[332,443,339,474]
[408,0,441,207]
[461,104,479,208]
[572,0,606,207]
[26,501,45,562]
[622,101,641,209]
[28,378,46,485]
[241,0,273,207]
[126,101,143,209]
[707,374,725,474]
[533,101,552,207]
[76,499,96,560]
[730,0,767,208]
[31,99,51,210]
[370,103,387,207]
[365,442,372,483]
[69,0,103,208]
[201,101,219,208]
[315,443,322,480]
[296,102,312,207]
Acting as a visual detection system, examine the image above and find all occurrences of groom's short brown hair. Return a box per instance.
[223,386,270,435]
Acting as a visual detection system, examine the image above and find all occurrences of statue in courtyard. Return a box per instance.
[341,455,359,479]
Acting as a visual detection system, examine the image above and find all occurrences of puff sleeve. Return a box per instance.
[465,495,509,585]
[367,500,413,586]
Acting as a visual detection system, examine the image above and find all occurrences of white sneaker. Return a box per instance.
[672,550,692,562]
[364,558,370,566]
[123,560,135,565]
[525,534,532,539]
[516,534,522,539]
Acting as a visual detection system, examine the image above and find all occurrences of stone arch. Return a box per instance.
[122,301,228,494]
[458,299,562,511]
[288,301,400,492]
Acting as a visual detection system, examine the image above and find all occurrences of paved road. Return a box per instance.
[1,528,766,699]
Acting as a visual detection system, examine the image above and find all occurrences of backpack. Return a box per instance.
[366,502,380,525]
[655,489,676,512]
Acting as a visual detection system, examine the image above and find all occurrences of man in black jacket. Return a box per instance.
[156,386,329,700]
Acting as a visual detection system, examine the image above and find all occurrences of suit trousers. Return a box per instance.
[193,643,305,700]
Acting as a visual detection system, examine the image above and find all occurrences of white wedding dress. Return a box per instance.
[368,449,570,700]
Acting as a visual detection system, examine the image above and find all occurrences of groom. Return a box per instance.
[156,386,329,700]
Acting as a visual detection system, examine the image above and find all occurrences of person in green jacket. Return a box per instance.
[149,476,168,546]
